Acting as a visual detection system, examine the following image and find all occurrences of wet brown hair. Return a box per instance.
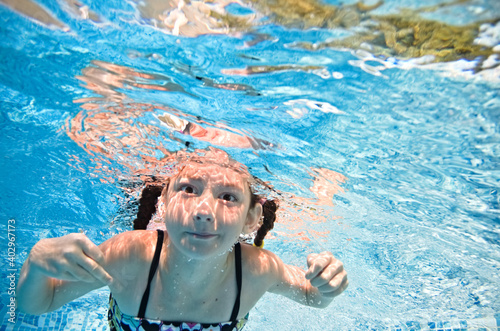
[253,198,278,248]
[133,183,164,230]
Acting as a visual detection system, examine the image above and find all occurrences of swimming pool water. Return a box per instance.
[1,0,499,329]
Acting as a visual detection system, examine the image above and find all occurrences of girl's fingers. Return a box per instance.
[81,245,113,285]
[56,263,94,283]
[77,256,113,285]
[30,233,114,286]
[306,253,319,266]
[79,237,106,265]
[315,270,348,293]
[308,260,344,288]
[66,265,98,283]
[305,251,348,299]
[61,234,113,285]
[67,257,122,290]
[71,249,113,285]
[317,275,349,297]
[305,252,333,280]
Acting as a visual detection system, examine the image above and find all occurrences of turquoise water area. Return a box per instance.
[0,0,499,329]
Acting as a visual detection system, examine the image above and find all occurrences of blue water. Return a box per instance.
[1,0,499,330]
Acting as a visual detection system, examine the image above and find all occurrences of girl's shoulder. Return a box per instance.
[240,243,285,281]
[99,230,162,274]
[239,243,290,308]
[101,229,160,252]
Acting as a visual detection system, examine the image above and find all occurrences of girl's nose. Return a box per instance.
[194,213,213,223]
[193,195,215,223]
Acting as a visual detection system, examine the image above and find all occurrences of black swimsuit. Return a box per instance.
[108,230,248,331]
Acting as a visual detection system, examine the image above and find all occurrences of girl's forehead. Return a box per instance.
[176,162,251,186]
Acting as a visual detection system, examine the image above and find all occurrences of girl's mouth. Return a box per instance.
[187,232,217,239]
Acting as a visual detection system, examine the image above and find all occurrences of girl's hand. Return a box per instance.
[305,252,348,298]
[28,233,113,286]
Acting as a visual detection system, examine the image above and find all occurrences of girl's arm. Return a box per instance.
[17,233,116,315]
[268,251,348,308]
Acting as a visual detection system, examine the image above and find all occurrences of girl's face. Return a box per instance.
[162,162,261,259]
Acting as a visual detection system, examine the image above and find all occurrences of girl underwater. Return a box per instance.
[17,148,348,331]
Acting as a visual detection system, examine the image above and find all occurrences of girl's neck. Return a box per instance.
[162,238,236,285]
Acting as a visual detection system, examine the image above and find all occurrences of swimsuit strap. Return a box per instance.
[136,235,242,325]
[229,242,242,324]
[137,230,164,318]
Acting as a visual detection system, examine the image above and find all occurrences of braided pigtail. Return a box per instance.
[253,199,278,248]
[133,184,164,230]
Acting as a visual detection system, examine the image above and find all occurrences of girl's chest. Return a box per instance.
[114,271,240,323]
[147,288,238,322]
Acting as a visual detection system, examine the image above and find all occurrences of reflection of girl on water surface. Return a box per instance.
[65,59,271,175]
[17,148,348,330]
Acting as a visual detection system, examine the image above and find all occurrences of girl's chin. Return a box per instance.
[174,238,235,260]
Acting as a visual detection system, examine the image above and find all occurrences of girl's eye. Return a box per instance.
[180,185,196,194]
[220,193,237,202]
